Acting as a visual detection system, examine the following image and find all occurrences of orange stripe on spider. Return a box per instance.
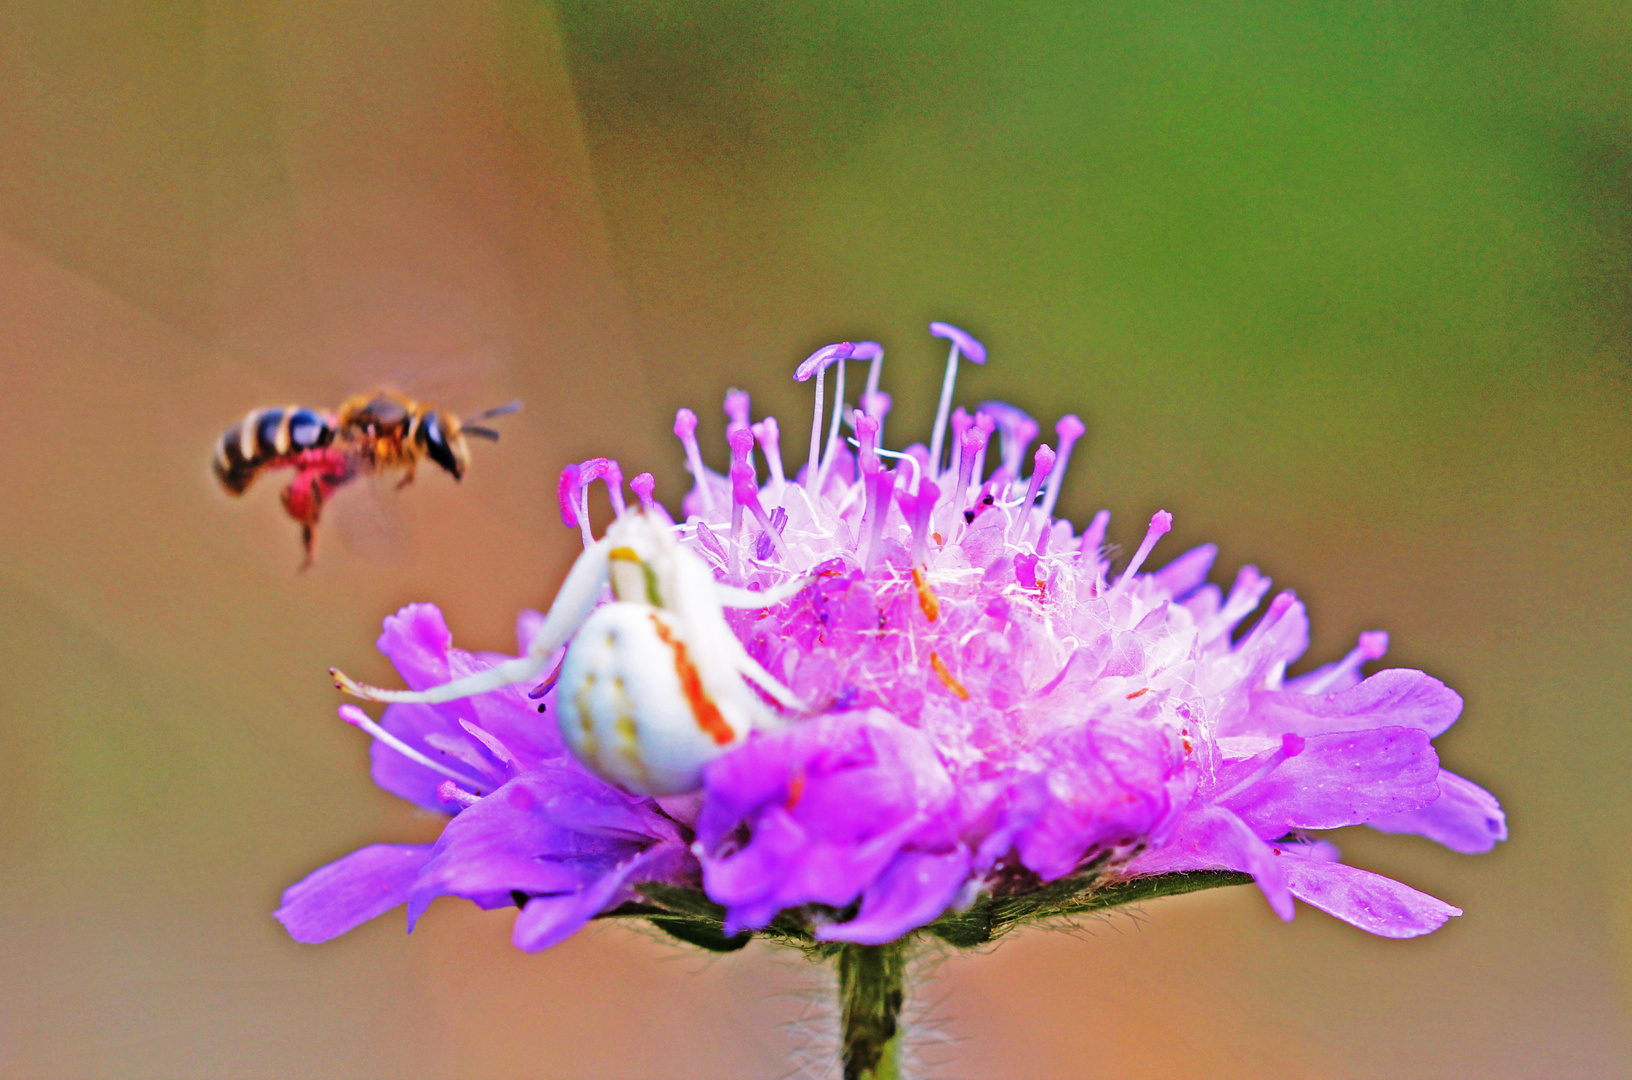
[648,615,736,745]
[929,651,970,701]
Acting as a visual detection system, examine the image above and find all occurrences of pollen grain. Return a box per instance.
[930,652,970,701]
[912,567,941,622]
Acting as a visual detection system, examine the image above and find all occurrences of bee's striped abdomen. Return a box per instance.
[213,406,336,495]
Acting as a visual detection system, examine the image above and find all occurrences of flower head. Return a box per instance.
[280,322,1504,955]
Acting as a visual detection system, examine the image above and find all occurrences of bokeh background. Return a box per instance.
[0,2,1627,1077]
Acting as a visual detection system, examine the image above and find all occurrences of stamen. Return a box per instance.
[897,477,941,566]
[751,417,785,488]
[1117,510,1173,586]
[829,341,881,473]
[926,321,987,476]
[339,704,488,790]
[458,718,519,770]
[673,408,716,515]
[1216,733,1306,805]
[556,462,581,527]
[1009,444,1056,542]
[1215,566,1272,637]
[971,411,995,490]
[577,487,593,548]
[862,389,892,427]
[860,458,894,571]
[795,342,855,492]
[573,457,625,531]
[819,348,873,492]
[694,519,728,565]
[748,500,792,564]
[1037,415,1086,523]
[852,440,922,492]
[1075,508,1111,560]
[947,407,973,481]
[854,410,881,476]
[979,401,1039,482]
[724,388,751,436]
[929,651,971,701]
[1238,591,1298,651]
[728,428,756,578]
[955,414,992,507]
[555,463,591,547]
[1297,630,1390,694]
[732,429,792,566]
[902,444,931,492]
[630,472,657,514]
[436,780,481,808]
[859,340,885,403]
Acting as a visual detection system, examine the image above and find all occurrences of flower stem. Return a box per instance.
[837,941,907,1080]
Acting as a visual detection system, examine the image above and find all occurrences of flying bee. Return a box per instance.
[212,390,520,566]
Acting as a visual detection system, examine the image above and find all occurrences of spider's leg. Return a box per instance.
[333,537,614,704]
[729,643,804,710]
[713,575,812,610]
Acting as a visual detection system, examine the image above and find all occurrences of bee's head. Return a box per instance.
[415,410,469,480]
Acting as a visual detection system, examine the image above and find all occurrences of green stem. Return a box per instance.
[837,941,908,1080]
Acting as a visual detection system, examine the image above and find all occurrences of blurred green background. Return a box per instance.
[0,2,1627,1077]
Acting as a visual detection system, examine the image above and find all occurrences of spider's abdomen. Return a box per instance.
[557,603,752,795]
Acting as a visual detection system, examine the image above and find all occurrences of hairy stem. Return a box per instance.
[837,941,908,1080]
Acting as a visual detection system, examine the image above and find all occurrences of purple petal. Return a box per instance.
[817,847,971,944]
[1235,593,1309,675]
[275,844,433,944]
[516,608,547,655]
[1008,723,1184,882]
[699,712,958,932]
[1152,544,1217,600]
[1368,769,1508,854]
[1280,853,1462,938]
[556,463,582,526]
[377,603,456,691]
[1222,727,1441,836]
[929,321,987,364]
[1124,807,1293,921]
[372,604,564,784]
[405,768,679,927]
[371,703,474,811]
[1243,669,1464,739]
[512,847,674,952]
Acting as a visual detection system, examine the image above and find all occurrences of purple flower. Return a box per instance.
[275,605,695,950]
[283,321,1503,954]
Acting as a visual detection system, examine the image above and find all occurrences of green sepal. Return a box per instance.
[599,871,1254,955]
[925,869,1254,948]
[648,915,754,952]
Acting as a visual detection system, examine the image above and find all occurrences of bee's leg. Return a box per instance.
[333,535,615,704]
[396,461,416,490]
[282,472,328,569]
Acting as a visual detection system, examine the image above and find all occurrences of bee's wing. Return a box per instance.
[335,339,513,408]
[328,469,415,565]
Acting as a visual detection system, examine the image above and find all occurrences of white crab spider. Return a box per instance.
[332,508,808,795]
